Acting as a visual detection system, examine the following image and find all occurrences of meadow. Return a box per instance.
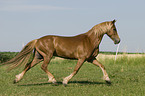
[0,52,145,96]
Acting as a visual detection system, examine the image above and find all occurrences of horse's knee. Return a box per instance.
[41,64,47,70]
[100,64,105,69]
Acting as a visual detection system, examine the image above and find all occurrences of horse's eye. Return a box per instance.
[113,29,116,31]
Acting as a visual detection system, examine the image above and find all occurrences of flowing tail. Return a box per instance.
[1,39,37,70]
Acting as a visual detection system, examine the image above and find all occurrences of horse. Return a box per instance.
[2,20,120,85]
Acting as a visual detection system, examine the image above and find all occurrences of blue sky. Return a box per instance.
[0,0,145,53]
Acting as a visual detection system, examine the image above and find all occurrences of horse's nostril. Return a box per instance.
[118,39,121,44]
[114,39,121,44]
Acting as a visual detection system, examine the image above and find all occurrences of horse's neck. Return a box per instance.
[85,28,105,48]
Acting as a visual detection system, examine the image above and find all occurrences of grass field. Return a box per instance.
[0,52,145,96]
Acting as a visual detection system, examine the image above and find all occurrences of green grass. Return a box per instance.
[0,52,145,96]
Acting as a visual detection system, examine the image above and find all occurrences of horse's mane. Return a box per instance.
[86,21,112,37]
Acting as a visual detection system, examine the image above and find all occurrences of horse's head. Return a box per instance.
[106,20,121,44]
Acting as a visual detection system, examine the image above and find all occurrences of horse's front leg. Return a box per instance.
[91,59,111,84]
[63,58,85,86]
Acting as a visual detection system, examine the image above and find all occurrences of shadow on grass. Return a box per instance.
[17,81,62,86]
[17,80,109,86]
[69,81,105,85]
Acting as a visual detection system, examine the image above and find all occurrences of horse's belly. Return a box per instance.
[54,46,77,59]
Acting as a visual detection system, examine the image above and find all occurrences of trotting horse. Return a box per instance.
[2,20,120,85]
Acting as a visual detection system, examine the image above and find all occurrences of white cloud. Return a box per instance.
[0,5,73,12]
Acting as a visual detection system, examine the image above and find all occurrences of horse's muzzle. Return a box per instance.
[114,38,121,44]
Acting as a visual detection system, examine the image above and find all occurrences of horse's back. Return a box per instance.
[37,34,89,46]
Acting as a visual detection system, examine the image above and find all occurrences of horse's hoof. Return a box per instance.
[63,83,67,87]
[13,80,17,84]
[105,80,111,85]
[63,84,67,87]
[52,82,58,86]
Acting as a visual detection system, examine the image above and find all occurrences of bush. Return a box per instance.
[0,52,18,63]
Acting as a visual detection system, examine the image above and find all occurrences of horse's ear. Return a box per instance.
[112,19,116,24]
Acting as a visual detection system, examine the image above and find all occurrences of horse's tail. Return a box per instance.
[1,39,37,70]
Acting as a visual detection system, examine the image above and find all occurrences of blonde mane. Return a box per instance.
[93,21,112,36]
[85,21,113,41]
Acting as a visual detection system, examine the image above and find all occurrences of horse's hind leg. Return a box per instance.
[41,55,57,84]
[14,51,42,83]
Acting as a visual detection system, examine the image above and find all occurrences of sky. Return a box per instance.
[0,0,145,53]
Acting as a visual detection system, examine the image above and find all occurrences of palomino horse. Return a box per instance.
[3,20,120,85]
